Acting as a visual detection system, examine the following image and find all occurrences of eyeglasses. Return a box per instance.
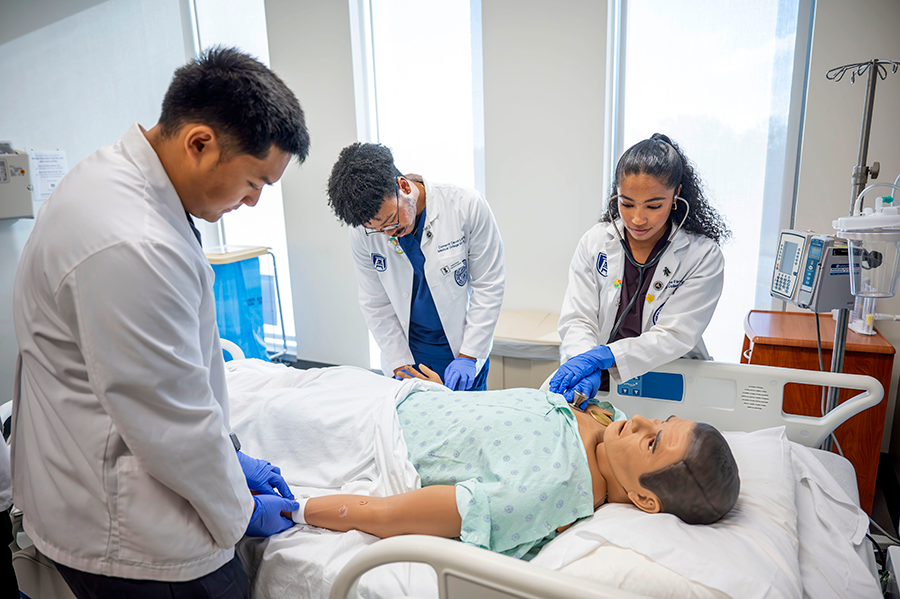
[364,194,402,236]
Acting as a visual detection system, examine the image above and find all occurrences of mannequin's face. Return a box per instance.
[603,415,694,507]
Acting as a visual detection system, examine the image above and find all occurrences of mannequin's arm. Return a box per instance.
[300,486,460,538]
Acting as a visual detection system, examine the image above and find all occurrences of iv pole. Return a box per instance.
[823,59,899,448]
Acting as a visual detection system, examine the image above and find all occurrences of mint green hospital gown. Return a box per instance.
[397,388,596,559]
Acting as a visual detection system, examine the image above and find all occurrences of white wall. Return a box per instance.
[265,0,371,367]
[794,0,900,452]
[0,0,190,401]
[481,0,608,314]
[263,0,609,368]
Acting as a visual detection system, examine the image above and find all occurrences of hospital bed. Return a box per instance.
[327,359,885,599]
[3,357,885,599]
[221,358,883,599]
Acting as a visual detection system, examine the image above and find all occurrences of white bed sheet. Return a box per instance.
[228,360,437,599]
[227,360,879,599]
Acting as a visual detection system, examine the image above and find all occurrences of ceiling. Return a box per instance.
[0,0,111,46]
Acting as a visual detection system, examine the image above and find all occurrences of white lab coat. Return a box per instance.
[11,123,254,581]
[558,221,724,384]
[350,179,505,376]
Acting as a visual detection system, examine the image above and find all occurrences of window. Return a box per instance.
[192,0,297,357]
[355,0,485,368]
[612,0,811,360]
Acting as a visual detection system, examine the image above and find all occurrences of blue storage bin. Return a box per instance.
[212,257,267,360]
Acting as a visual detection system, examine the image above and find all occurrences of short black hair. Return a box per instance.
[640,423,740,525]
[327,142,403,227]
[159,46,309,162]
[603,133,731,244]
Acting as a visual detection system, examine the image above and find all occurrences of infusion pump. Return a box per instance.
[771,230,854,312]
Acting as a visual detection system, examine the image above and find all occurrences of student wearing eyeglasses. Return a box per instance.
[327,142,505,391]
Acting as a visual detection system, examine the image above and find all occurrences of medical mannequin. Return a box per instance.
[287,366,740,558]
[552,134,731,405]
[12,49,308,599]
[327,143,505,391]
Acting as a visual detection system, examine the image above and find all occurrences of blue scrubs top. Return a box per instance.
[397,208,455,377]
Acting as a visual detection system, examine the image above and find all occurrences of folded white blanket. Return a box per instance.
[228,360,439,599]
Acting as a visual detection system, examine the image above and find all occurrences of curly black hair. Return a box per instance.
[327,142,403,227]
[159,46,309,162]
[602,133,731,244]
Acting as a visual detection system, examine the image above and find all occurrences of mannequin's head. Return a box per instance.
[604,416,740,524]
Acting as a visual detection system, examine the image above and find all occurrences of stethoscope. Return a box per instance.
[606,195,691,343]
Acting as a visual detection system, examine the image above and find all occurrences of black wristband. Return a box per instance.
[229,432,241,452]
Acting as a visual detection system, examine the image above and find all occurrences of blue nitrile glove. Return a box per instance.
[443,357,477,391]
[564,369,605,409]
[246,494,299,537]
[394,366,413,380]
[549,345,616,396]
[236,451,295,499]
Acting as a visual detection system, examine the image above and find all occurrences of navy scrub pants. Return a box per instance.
[54,553,249,599]
[1,508,19,599]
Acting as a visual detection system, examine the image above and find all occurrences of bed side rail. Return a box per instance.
[328,535,646,599]
[541,359,883,448]
[220,338,245,360]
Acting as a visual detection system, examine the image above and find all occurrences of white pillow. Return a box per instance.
[533,426,802,599]
[559,543,729,599]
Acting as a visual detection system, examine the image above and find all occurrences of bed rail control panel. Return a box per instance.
[616,372,684,401]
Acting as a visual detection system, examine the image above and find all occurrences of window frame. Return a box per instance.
[605,0,816,314]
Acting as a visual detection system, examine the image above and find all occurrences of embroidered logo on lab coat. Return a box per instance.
[372,253,388,272]
[652,301,667,324]
[596,252,608,277]
[437,235,466,253]
[454,259,468,286]
[667,279,684,290]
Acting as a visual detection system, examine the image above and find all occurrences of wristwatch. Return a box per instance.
[229,432,241,452]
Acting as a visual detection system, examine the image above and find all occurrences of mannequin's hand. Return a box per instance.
[396,364,443,384]
[393,365,415,380]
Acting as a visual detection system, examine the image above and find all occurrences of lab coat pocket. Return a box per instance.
[113,456,219,563]
[438,253,469,288]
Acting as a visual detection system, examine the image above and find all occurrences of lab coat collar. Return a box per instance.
[121,123,202,250]
[421,177,440,226]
